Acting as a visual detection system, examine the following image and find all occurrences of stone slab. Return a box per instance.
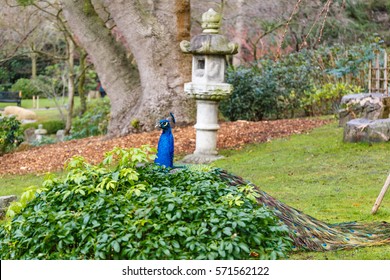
[344,118,390,142]
[0,195,17,208]
[180,154,224,164]
[0,195,17,219]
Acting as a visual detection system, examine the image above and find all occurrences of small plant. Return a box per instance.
[0,146,292,260]
[131,118,140,130]
[30,136,57,147]
[303,83,362,115]
[68,99,110,139]
[0,115,24,155]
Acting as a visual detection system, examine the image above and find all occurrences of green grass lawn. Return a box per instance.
[0,174,50,197]
[1,121,389,259]
[1,96,91,125]
[0,96,80,110]
[1,96,82,123]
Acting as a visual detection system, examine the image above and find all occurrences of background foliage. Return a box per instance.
[221,42,379,121]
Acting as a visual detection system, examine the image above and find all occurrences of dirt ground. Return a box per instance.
[0,118,332,175]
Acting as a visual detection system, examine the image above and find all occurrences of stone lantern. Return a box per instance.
[180,8,238,163]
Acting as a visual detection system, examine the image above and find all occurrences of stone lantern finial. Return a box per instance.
[201,8,221,34]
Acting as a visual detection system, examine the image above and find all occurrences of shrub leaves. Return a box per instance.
[0,146,292,260]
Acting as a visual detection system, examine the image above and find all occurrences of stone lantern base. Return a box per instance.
[181,153,224,164]
[180,99,224,164]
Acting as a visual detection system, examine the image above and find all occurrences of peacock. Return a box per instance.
[154,113,175,168]
[154,114,390,251]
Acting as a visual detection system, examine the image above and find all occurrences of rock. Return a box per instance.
[338,93,390,127]
[56,129,65,142]
[24,127,37,143]
[0,195,17,208]
[15,141,32,152]
[0,195,17,219]
[3,106,37,121]
[344,118,390,143]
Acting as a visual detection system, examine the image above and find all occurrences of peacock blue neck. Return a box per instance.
[155,126,174,168]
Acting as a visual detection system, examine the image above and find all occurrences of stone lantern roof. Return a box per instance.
[180,8,238,55]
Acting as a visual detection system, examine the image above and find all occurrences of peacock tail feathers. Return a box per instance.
[216,169,390,251]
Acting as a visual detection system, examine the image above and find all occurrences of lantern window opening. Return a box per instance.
[197,59,205,70]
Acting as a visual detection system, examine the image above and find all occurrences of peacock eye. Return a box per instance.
[163,122,168,127]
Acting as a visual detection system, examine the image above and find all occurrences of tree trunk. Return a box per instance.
[78,49,88,115]
[30,51,37,79]
[61,0,194,136]
[65,37,75,135]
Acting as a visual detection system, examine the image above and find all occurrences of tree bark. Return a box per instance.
[30,51,37,79]
[65,37,75,135]
[77,49,88,115]
[61,0,141,136]
[61,0,194,136]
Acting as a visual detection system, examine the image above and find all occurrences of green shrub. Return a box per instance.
[220,66,279,121]
[0,116,24,155]
[0,146,292,260]
[42,120,65,134]
[11,78,42,99]
[221,52,317,121]
[69,99,110,139]
[303,82,362,116]
[22,120,65,135]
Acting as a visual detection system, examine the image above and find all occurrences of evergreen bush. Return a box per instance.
[0,146,292,260]
[0,115,24,155]
[221,51,317,121]
[11,78,42,99]
[220,67,275,121]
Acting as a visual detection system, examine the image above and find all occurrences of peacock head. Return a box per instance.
[156,113,175,131]
[157,119,171,131]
